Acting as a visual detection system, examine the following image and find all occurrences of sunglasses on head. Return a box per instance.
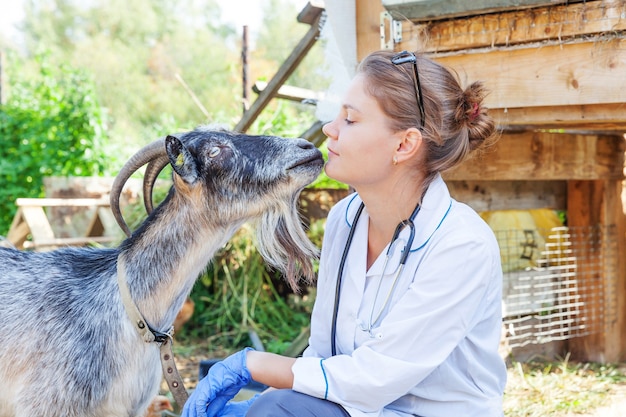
[391,51,426,129]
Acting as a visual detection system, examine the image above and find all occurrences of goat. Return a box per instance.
[0,126,324,417]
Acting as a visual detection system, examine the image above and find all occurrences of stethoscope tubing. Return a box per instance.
[331,200,421,355]
[330,202,364,356]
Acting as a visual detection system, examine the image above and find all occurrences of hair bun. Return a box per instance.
[457,81,496,151]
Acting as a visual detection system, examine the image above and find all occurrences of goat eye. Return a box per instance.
[208,147,221,158]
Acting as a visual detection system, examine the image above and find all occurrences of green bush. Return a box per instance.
[0,52,109,234]
[177,215,325,355]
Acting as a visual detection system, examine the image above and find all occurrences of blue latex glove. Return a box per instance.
[218,394,260,417]
[181,348,253,417]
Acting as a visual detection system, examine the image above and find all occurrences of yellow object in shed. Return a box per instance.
[479,209,564,273]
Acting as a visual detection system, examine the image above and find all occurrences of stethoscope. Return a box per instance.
[330,199,421,355]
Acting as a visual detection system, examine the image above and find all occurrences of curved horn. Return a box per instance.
[143,155,171,214]
[110,139,168,237]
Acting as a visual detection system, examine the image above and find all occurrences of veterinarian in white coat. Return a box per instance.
[182,49,507,417]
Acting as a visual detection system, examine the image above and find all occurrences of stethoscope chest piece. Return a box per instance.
[331,200,421,354]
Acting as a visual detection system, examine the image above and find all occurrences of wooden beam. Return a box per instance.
[566,177,626,362]
[300,120,327,147]
[358,2,626,130]
[491,103,626,131]
[384,0,583,23]
[235,12,322,132]
[356,0,385,61]
[399,1,626,53]
[433,38,626,111]
[297,0,325,25]
[603,179,626,361]
[443,131,625,181]
[447,180,567,212]
[252,81,322,104]
[22,236,116,249]
[15,198,110,208]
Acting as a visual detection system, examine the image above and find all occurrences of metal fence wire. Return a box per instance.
[495,225,618,348]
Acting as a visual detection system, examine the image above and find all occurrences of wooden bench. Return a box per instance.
[6,198,117,250]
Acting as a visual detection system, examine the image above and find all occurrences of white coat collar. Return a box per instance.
[343,173,453,254]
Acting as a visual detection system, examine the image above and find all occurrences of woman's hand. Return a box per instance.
[217,394,260,417]
[181,348,253,417]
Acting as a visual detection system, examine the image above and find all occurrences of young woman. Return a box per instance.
[182,49,507,417]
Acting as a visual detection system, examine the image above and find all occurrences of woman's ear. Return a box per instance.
[395,127,423,163]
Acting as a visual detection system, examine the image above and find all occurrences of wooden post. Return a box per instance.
[444,131,626,362]
[235,3,323,133]
[566,135,626,362]
[355,0,385,61]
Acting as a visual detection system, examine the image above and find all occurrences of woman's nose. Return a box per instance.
[322,120,337,140]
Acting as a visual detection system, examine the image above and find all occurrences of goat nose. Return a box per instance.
[295,138,315,150]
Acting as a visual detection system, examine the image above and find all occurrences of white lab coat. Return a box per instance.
[292,174,507,417]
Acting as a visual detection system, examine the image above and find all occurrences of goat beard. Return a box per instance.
[253,194,319,293]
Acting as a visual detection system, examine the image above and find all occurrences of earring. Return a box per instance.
[392,156,398,166]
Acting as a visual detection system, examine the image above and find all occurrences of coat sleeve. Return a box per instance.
[292,222,502,413]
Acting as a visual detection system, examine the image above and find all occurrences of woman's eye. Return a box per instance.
[345,119,355,125]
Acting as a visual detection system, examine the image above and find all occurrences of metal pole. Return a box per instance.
[242,25,249,114]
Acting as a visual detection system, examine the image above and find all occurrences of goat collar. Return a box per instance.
[116,256,190,407]
[116,256,170,342]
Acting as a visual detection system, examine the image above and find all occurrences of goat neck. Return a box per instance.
[113,127,324,333]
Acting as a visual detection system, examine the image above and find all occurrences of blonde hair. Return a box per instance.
[357,50,497,187]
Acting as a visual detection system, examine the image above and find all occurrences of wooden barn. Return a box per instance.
[246,0,622,363]
[348,0,626,363]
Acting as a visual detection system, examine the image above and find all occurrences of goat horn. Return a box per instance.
[143,155,171,214]
[110,139,168,237]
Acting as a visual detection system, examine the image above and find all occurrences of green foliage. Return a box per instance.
[178,221,322,354]
[0,51,108,234]
[0,0,340,352]
[310,141,349,190]
[18,0,241,148]
[9,0,332,158]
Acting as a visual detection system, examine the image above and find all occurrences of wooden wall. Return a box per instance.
[354,0,626,362]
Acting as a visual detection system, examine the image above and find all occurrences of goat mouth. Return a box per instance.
[287,154,324,170]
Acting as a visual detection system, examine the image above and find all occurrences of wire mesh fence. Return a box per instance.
[496,225,618,349]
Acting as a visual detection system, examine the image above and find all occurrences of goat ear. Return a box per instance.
[165,135,199,184]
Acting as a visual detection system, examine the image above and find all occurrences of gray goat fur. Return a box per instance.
[0,126,324,417]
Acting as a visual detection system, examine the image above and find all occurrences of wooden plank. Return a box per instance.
[16,198,110,208]
[399,1,626,53]
[443,131,625,181]
[432,38,626,111]
[356,0,385,60]
[603,180,626,361]
[252,81,322,104]
[23,236,117,249]
[297,0,325,25]
[564,180,601,362]
[300,120,327,147]
[566,178,625,363]
[491,103,626,131]
[6,208,29,249]
[235,14,322,132]
[446,180,567,212]
[85,210,106,238]
[21,207,55,243]
[7,198,115,250]
[383,0,581,23]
